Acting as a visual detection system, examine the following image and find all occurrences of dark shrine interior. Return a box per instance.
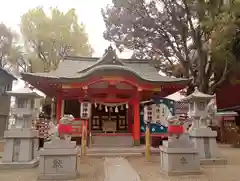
[64,100,81,118]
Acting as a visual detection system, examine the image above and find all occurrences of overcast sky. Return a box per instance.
[0,0,131,57]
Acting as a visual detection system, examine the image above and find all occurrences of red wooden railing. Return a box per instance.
[71,118,88,137]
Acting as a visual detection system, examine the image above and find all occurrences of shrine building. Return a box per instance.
[21,46,189,145]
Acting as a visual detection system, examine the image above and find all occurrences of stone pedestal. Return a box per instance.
[160,134,201,176]
[189,127,227,165]
[0,128,39,169]
[37,139,79,180]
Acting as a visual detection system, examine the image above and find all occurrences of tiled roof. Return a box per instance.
[22,57,189,83]
[0,67,17,80]
[6,87,43,98]
[21,46,189,84]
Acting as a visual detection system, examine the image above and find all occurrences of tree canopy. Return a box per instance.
[102,0,240,93]
[0,23,22,71]
[20,7,93,72]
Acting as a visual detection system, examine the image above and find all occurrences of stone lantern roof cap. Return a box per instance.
[182,87,215,102]
[6,87,43,98]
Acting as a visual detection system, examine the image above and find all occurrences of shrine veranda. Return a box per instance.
[21,46,190,145]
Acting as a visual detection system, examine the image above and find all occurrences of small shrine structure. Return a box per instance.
[0,87,42,169]
[21,46,190,145]
[183,87,227,165]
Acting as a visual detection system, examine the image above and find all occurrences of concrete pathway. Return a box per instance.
[104,157,141,181]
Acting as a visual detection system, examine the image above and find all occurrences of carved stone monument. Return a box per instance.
[38,139,79,180]
[183,87,227,165]
[160,116,201,176]
[0,87,42,169]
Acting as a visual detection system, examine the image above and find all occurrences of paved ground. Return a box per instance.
[104,157,140,181]
[128,146,240,181]
[0,157,104,181]
[0,145,240,181]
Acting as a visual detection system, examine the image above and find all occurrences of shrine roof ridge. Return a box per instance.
[64,55,150,64]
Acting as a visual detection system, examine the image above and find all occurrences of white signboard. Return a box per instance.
[80,102,91,119]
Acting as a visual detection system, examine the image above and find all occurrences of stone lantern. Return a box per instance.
[183,87,227,165]
[0,87,43,169]
[185,87,214,124]
[11,87,42,129]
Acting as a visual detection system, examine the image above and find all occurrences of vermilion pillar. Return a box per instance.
[127,106,133,133]
[133,98,140,145]
[56,92,62,123]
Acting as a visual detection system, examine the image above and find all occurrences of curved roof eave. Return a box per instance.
[21,65,190,85]
[64,65,190,84]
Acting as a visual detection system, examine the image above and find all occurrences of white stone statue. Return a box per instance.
[48,121,59,140]
[167,115,187,139]
[206,98,217,126]
[58,114,74,141]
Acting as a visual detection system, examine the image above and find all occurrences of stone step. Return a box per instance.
[91,144,133,147]
[86,152,143,157]
[91,135,133,146]
[87,147,144,154]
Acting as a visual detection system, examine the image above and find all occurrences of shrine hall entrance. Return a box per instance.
[91,104,128,133]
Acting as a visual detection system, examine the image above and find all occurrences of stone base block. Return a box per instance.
[162,169,202,176]
[0,158,39,169]
[160,148,202,176]
[189,128,217,138]
[200,158,227,165]
[38,140,79,180]
[4,129,39,138]
[160,135,201,176]
[189,128,221,160]
[37,171,79,180]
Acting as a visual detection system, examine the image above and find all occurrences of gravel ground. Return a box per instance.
[128,146,240,181]
[0,157,105,181]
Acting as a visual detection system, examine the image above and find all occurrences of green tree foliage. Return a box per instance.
[102,0,240,93]
[20,7,93,72]
[0,23,23,70]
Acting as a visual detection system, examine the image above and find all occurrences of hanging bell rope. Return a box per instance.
[126,103,129,109]
[105,106,108,112]
[115,106,119,113]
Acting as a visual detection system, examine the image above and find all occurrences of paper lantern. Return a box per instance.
[120,105,124,111]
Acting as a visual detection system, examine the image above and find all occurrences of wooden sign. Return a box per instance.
[80,102,91,119]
